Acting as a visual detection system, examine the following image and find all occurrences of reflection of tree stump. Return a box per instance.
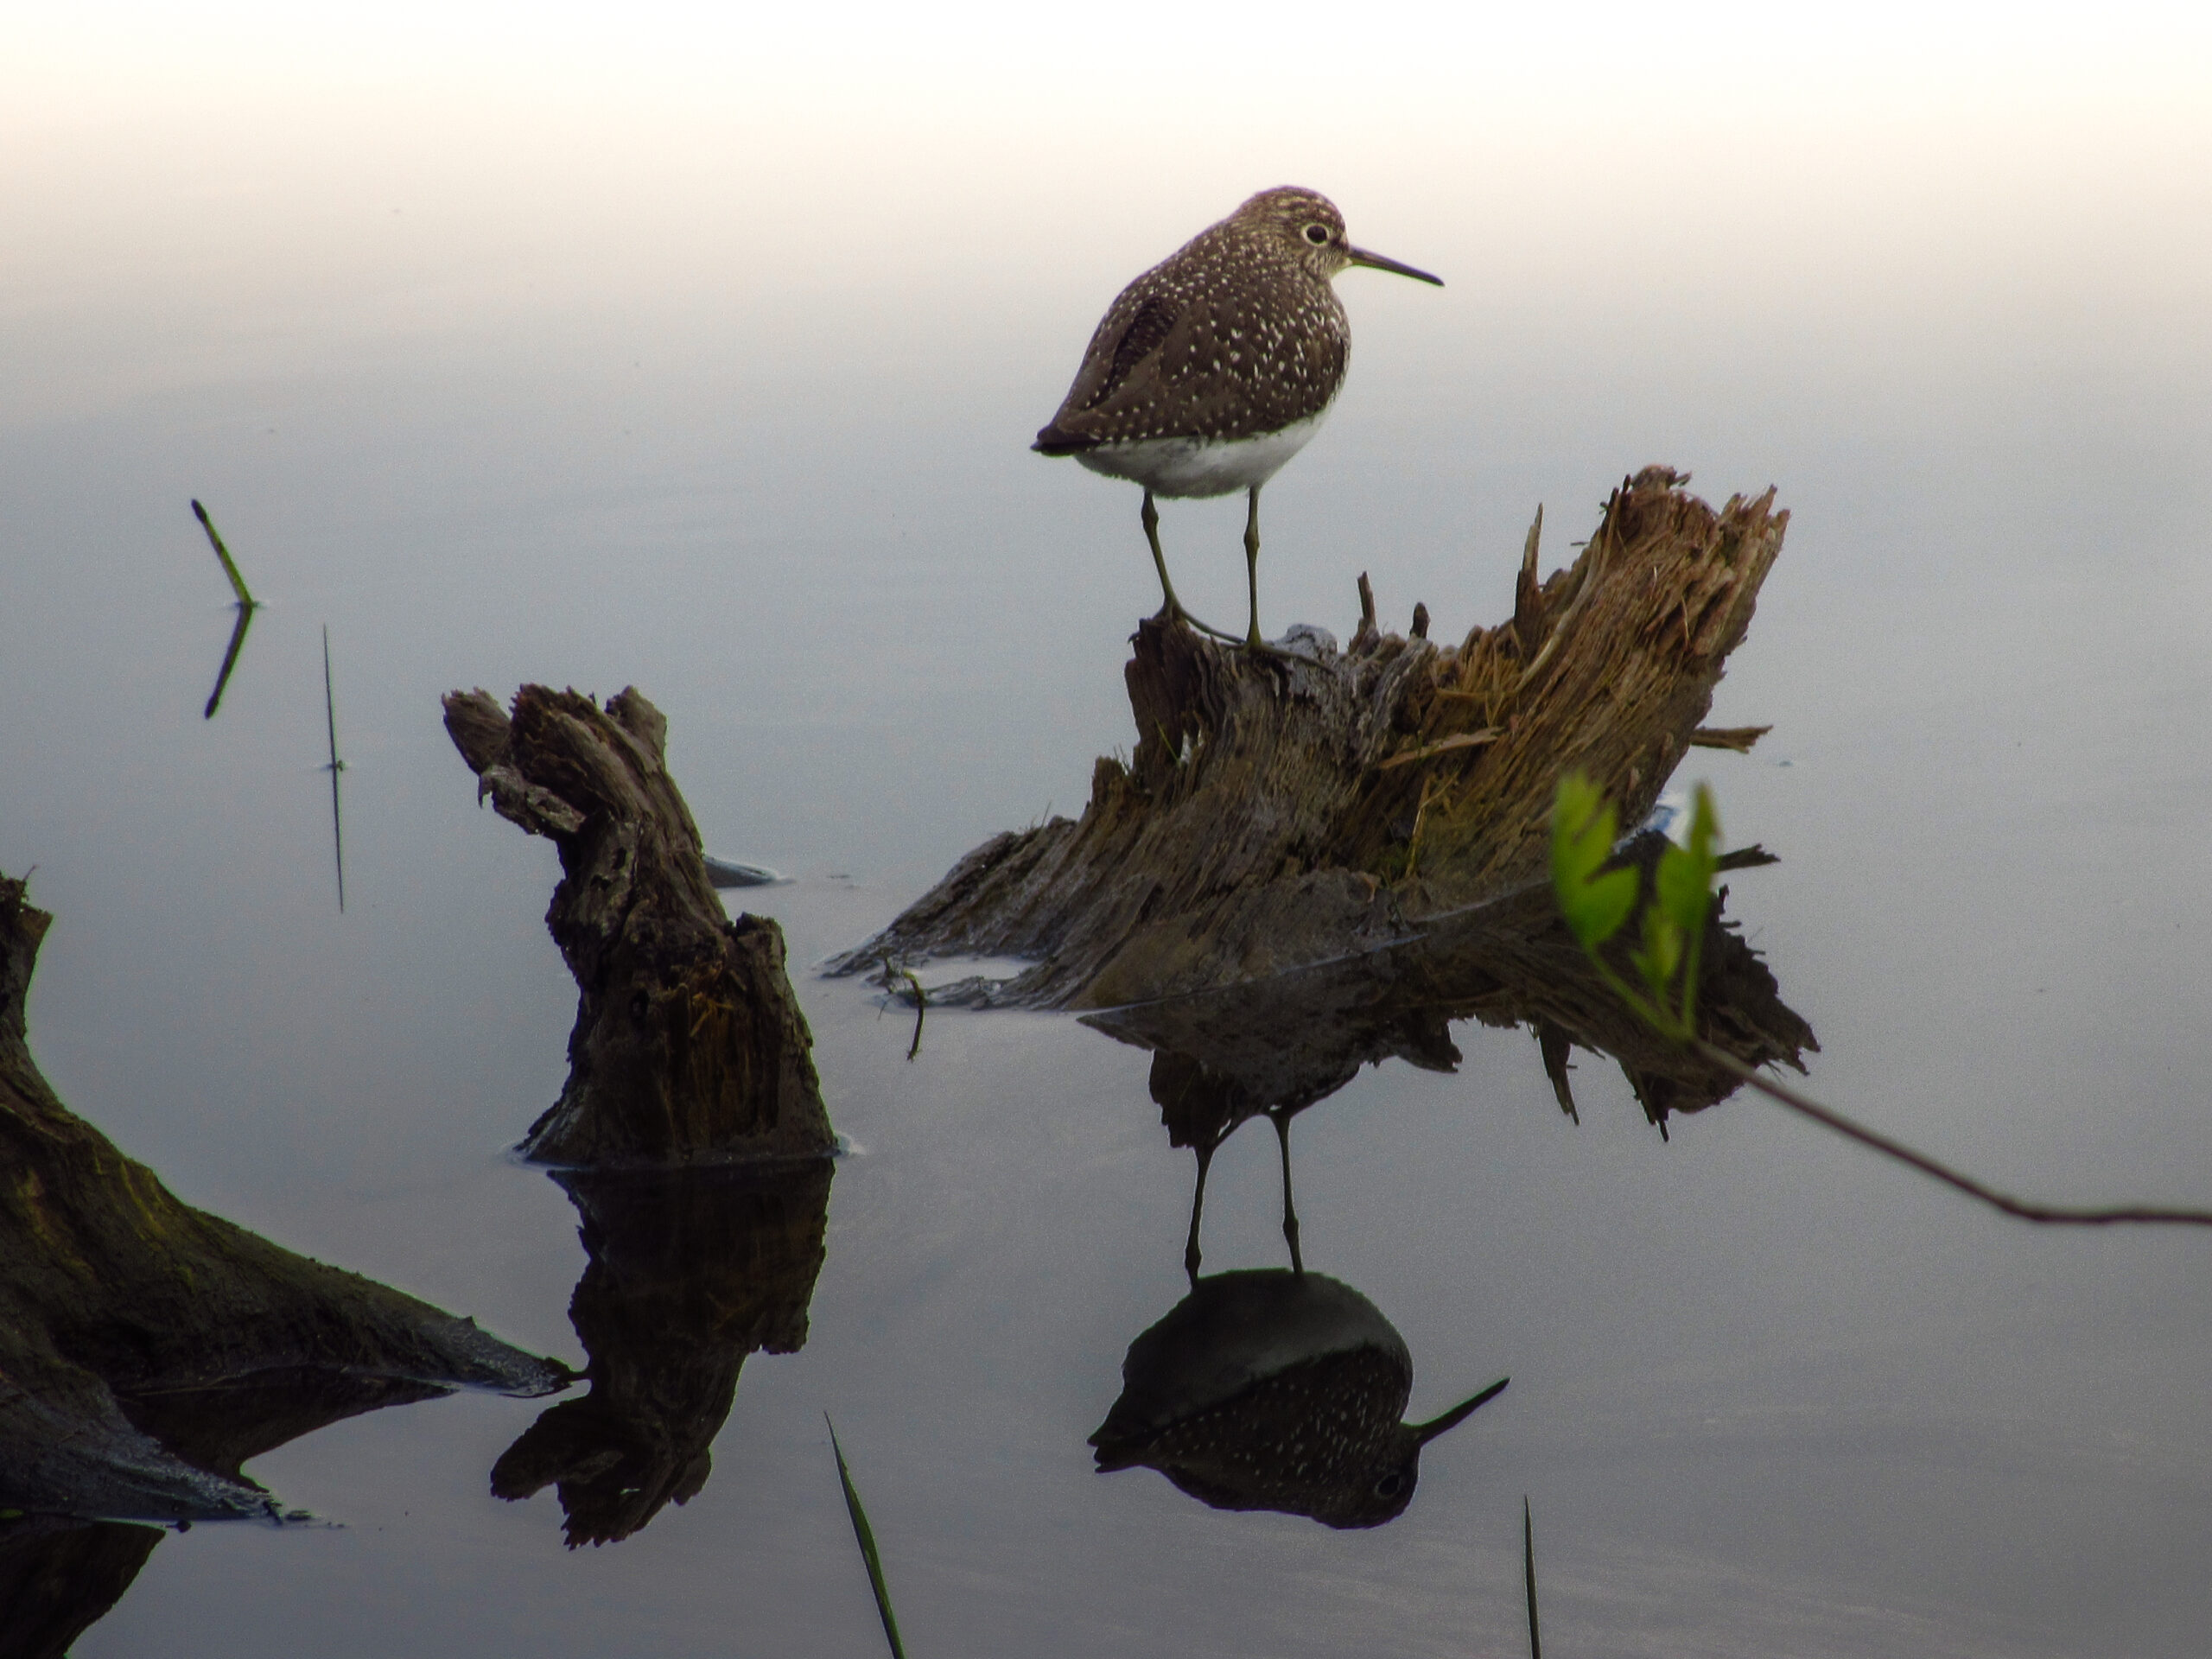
[1087,834,1815,1287]
[836,467,1786,1007]
[0,1522,162,1659]
[442,686,834,1166]
[490,1161,833,1547]
[1089,834,1816,1142]
[0,874,569,1657]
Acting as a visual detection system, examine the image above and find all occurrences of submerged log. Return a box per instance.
[442,685,834,1166]
[0,872,568,1656]
[836,467,1785,1007]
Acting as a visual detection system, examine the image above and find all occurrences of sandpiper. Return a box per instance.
[1033,187,1440,648]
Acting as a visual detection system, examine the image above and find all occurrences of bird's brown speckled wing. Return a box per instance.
[1087,296,1179,414]
[1035,288,1182,451]
[1037,223,1350,450]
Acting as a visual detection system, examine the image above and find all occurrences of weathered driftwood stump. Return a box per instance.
[836,467,1785,1007]
[0,874,568,1657]
[490,1160,832,1547]
[442,686,833,1166]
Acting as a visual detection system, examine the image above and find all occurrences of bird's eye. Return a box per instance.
[1304,224,1329,245]
[1373,1471,1405,1497]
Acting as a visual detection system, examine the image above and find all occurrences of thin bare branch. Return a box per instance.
[1696,1041,2212,1229]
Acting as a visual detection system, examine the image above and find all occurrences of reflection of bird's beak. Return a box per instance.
[1413,1376,1509,1444]
[1347,245,1444,287]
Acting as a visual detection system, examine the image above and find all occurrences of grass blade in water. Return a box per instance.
[203,601,255,719]
[321,625,346,913]
[191,499,257,608]
[1523,1495,1541,1659]
[827,1414,906,1659]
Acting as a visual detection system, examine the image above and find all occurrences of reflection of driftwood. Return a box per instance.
[491,1161,832,1547]
[0,1522,162,1659]
[1087,836,1813,1282]
[443,686,834,1166]
[0,874,568,1658]
[1089,835,1815,1141]
[836,468,1785,1007]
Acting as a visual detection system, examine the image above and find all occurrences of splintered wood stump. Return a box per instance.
[836,467,1787,1007]
[442,685,834,1166]
[0,872,568,1653]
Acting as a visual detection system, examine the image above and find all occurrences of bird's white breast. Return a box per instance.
[1074,408,1332,499]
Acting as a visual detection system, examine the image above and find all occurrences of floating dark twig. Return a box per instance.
[882,956,926,1061]
[1688,723,1771,752]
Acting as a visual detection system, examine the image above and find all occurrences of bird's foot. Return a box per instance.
[1155,602,1243,644]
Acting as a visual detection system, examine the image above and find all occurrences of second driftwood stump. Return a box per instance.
[838,466,1788,1007]
[0,873,568,1654]
[443,686,833,1166]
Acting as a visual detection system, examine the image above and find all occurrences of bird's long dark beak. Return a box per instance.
[1413,1376,1509,1444]
[1348,245,1444,287]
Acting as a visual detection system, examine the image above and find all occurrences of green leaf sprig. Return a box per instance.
[1550,772,1719,1044]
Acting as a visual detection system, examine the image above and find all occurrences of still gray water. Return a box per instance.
[5,14,2211,1652]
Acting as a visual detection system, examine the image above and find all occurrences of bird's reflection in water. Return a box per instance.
[1091,1269,1507,1529]
[1082,836,1813,1525]
[491,1160,833,1547]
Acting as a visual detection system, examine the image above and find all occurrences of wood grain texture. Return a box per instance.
[836,467,1788,1008]
[442,685,835,1166]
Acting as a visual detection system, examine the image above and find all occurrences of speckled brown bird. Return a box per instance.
[1033,187,1441,647]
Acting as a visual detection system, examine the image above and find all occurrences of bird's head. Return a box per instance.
[1314,1376,1509,1529]
[1233,187,1443,289]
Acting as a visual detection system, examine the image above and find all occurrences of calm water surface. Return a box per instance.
[4,14,2211,1652]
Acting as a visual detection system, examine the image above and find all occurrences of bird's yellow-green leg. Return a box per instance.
[1142,489,1238,641]
[1242,485,1283,653]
